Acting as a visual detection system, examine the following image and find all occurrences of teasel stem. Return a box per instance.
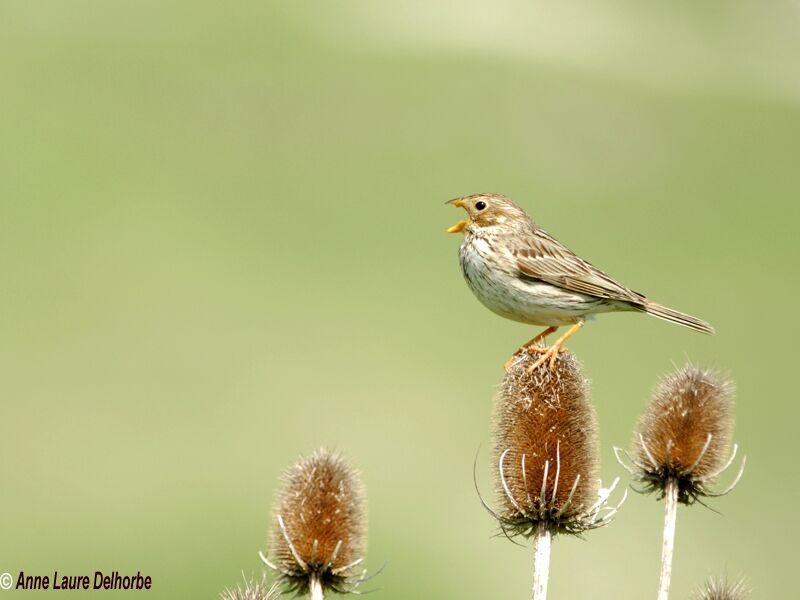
[658,478,679,600]
[309,575,323,600]
[532,525,552,600]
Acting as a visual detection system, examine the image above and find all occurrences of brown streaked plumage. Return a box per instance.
[447,193,714,370]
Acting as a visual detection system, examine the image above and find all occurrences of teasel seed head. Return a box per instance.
[260,449,368,596]
[487,351,624,538]
[219,574,281,600]
[692,574,749,600]
[616,365,745,505]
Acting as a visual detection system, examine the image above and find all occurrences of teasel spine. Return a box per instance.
[219,574,281,600]
[692,573,749,600]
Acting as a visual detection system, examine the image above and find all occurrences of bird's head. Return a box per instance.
[446,193,532,234]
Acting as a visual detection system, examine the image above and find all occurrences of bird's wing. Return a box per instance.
[512,227,646,305]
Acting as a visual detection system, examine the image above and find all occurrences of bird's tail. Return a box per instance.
[641,301,715,334]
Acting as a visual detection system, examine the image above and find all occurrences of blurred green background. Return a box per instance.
[1,1,798,598]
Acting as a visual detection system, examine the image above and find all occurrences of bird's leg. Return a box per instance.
[521,326,558,353]
[504,326,558,371]
[528,321,584,371]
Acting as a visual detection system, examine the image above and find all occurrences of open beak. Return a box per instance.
[447,219,468,233]
[446,197,469,233]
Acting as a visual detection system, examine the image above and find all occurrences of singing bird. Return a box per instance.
[446,193,713,370]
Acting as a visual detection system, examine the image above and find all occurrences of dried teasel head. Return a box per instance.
[219,574,281,600]
[691,574,749,600]
[616,365,745,505]
[260,449,368,595]
[486,351,624,538]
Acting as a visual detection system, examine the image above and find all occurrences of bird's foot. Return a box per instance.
[523,344,550,354]
[506,323,583,373]
[505,326,560,372]
[504,343,562,372]
[527,344,567,372]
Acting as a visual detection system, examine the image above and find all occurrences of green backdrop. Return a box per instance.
[2,2,798,598]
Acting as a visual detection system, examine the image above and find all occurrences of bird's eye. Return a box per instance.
[475,201,487,211]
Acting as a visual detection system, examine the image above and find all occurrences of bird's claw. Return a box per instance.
[523,344,549,354]
[505,343,545,371]
[526,345,566,372]
[504,344,565,372]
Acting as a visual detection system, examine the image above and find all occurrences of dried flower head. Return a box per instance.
[618,365,744,505]
[692,574,749,600]
[220,574,281,600]
[261,449,368,595]
[489,351,623,538]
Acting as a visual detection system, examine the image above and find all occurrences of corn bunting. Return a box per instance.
[447,193,713,370]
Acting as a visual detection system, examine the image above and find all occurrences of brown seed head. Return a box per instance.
[267,449,367,594]
[692,574,749,600]
[492,351,602,537]
[633,366,735,504]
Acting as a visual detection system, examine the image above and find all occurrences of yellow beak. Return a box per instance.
[446,197,468,233]
[447,219,469,233]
